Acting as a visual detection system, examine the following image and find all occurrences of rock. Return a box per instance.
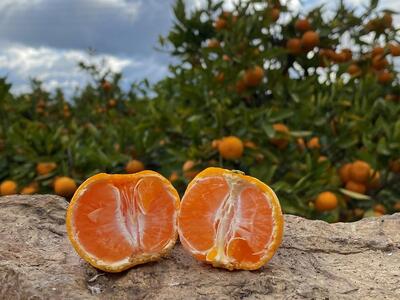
[0,195,399,299]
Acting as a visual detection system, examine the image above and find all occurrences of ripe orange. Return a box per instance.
[338,163,352,184]
[222,54,231,62]
[236,79,247,94]
[307,137,320,149]
[373,204,386,215]
[243,140,257,149]
[389,159,400,173]
[371,55,388,70]
[389,43,400,56]
[108,99,117,108]
[315,192,338,212]
[101,80,112,92]
[0,180,18,196]
[215,72,225,83]
[54,177,77,198]
[169,171,179,183]
[287,38,302,55]
[295,19,311,32]
[36,162,57,175]
[214,18,227,31]
[178,167,283,270]
[207,39,220,49]
[243,66,264,87]
[271,123,290,149]
[347,64,361,76]
[21,182,39,195]
[349,160,370,184]
[125,160,145,174]
[66,171,180,272]
[371,47,384,57]
[345,181,366,194]
[377,70,394,84]
[301,31,320,51]
[368,170,380,189]
[269,8,280,22]
[218,136,244,160]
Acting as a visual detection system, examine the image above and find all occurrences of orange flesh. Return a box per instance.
[71,175,176,264]
[179,174,274,267]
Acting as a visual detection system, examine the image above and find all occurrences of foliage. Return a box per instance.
[1,0,400,222]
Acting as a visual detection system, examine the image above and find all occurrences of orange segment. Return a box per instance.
[66,171,180,272]
[178,167,284,270]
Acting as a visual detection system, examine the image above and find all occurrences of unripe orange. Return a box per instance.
[125,160,145,174]
[315,192,338,212]
[218,136,244,160]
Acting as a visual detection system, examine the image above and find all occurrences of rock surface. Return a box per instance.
[0,195,399,299]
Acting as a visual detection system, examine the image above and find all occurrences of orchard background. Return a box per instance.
[0,0,399,222]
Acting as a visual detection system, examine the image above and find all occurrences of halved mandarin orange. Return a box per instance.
[178,167,284,271]
[66,171,180,272]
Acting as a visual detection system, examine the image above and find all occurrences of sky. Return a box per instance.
[0,0,398,96]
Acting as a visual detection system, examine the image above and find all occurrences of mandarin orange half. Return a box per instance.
[178,167,284,271]
[66,171,180,272]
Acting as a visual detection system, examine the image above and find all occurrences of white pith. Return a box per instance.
[179,173,277,267]
[72,174,177,268]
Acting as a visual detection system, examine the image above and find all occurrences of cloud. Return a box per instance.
[0,43,168,95]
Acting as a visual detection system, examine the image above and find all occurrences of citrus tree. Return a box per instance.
[0,0,400,222]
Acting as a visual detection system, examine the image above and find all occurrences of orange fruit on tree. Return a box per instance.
[315,192,338,212]
[271,123,290,149]
[178,167,283,270]
[318,156,328,163]
[287,38,302,55]
[296,138,306,152]
[307,137,320,149]
[371,47,384,57]
[218,136,244,160]
[222,54,231,62]
[373,204,386,215]
[269,7,280,22]
[101,80,112,92]
[54,176,77,198]
[211,139,220,149]
[214,18,227,31]
[389,159,400,173]
[347,64,361,76]
[243,140,257,149]
[183,160,199,180]
[295,19,311,32]
[243,66,264,87]
[301,31,320,51]
[371,55,388,70]
[368,170,380,189]
[108,99,117,108]
[394,202,400,212]
[214,72,225,83]
[66,171,180,272]
[389,43,400,56]
[345,181,367,194]
[207,39,220,49]
[235,78,247,94]
[0,180,18,196]
[21,182,39,195]
[169,171,179,183]
[377,70,394,84]
[341,48,352,61]
[125,160,145,174]
[36,162,57,175]
[349,160,371,184]
[338,163,352,184]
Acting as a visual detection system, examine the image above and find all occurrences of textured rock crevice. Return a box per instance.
[1,195,399,299]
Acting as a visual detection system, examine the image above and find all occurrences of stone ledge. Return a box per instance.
[0,195,399,299]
